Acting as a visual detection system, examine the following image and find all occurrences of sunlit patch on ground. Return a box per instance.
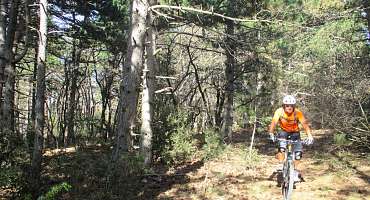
[155,129,370,200]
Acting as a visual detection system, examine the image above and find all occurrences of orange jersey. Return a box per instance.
[271,108,308,133]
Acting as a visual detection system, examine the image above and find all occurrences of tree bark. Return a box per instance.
[66,40,81,146]
[113,0,149,161]
[94,63,114,140]
[141,0,157,166]
[30,0,48,197]
[0,0,8,113]
[1,0,19,134]
[221,19,236,140]
[214,87,224,128]
[61,60,69,147]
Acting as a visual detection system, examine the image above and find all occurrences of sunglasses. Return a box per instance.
[284,104,295,108]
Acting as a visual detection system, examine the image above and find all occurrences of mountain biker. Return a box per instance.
[268,95,314,182]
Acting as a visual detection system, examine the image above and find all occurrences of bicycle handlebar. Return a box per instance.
[276,138,300,142]
[276,138,310,145]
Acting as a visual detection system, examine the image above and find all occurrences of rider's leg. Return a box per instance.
[292,132,303,168]
[276,131,288,162]
[293,133,304,182]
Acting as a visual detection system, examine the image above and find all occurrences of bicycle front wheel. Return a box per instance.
[282,160,294,200]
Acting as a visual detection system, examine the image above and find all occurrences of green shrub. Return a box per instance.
[334,133,351,146]
[163,126,196,164]
[202,129,224,160]
[114,153,147,176]
[38,182,72,200]
[162,112,197,164]
[0,166,21,188]
[0,158,26,198]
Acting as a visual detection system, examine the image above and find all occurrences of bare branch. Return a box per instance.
[155,87,173,94]
[150,5,274,23]
[155,75,177,80]
[358,100,369,124]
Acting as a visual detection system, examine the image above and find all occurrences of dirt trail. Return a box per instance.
[3,129,367,199]
[154,130,370,200]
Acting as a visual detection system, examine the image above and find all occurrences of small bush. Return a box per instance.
[0,166,21,189]
[116,153,146,175]
[162,112,197,164]
[163,126,197,164]
[334,133,351,146]
[38,182,72,200]
[202,129,224,160]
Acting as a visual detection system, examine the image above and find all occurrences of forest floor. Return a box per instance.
[146,129,370,200]
[4,129,369,200]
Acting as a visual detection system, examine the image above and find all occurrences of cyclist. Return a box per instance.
[268,95,314,183]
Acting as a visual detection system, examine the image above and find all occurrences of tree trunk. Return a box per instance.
[221,19,236,140]
[66,43,81,146]
[141,0,157,166]
[30,0,48,197]
[1,0,19,134]
[95,64,114,140]
[214,85,224,128]
[113,0,149,161]
[249,72,263,156]
[0,0,8,113]
[61,60,69,147]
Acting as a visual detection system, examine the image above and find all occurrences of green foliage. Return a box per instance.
[112,0,129,12]
[0,166,22,189]
[162,112,197,164]
[164,127,197,164]
[258,115,273,132]
[303,0,345,12]
[122,153,146,174]
[38,182,72,200]
[201,129,224,160]
[158,0,188,7]
[334,133,351,146]
[303,19,360,60]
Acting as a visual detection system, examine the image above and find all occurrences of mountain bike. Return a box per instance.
[277,137,301,200]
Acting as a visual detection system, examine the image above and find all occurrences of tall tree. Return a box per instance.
[140,0,157,166]
[0,0,7,112]
[113,0,150,160]
[30,0,48,196]
[221,1,237,139]
[65,39,82,146]
[0,0,30,163]
[0,0,19,134]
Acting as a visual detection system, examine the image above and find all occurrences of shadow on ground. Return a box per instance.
[37,129,369,200]
[40,144,205,200]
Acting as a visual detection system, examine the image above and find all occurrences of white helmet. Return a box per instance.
[283,95,296,105]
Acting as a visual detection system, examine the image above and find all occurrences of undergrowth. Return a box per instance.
[162,112,225,164]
